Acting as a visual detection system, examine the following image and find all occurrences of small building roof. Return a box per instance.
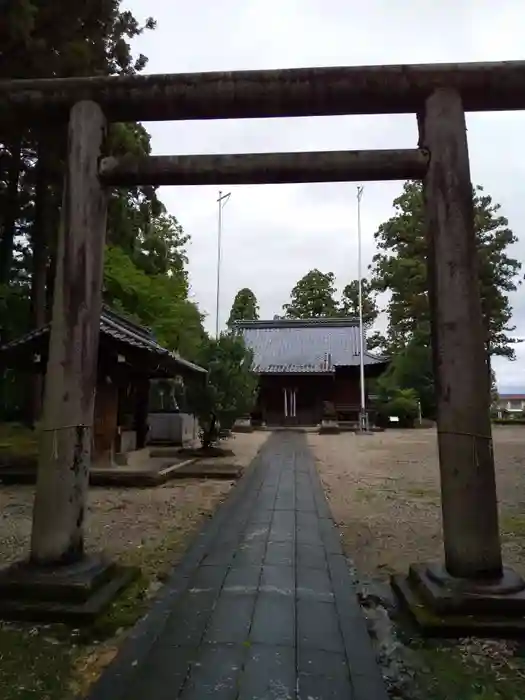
[234,317,388,374]
[0,306,206,377]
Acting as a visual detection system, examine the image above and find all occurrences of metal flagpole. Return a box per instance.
[215,190,231,338]
[357,185,368,432]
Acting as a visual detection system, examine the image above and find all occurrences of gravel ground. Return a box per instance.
[308,426,525,699]
[227,430,270,468]
[0,431,269,570]
[308,426,525,580]
[0,431,270,700]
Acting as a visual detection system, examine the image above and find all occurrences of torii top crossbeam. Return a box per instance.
[1,60,525,123]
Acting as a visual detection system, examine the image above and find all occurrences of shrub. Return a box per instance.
[186,334,257,448]
[375,387,419,428]
[493,418,525,426]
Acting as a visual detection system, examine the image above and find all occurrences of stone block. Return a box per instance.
[0,554,138,624]
[392,561,525,637]
[319,420,340,435]
[232,416,254,433]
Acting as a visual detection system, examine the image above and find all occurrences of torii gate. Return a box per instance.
[1,61,525,630]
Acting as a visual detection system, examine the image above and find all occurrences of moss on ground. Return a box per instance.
[0,574,151,700]
[412,641,525,700]
[501,514,525,539]
[405,486,440,502]
[0,530,203,700]
[0,626,77,700]
[354,487,377,503]
[0,494,212,699]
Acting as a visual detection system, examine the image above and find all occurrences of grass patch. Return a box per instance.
[0,574,151,700]
[501,514,525,539]
[412,642,525,700]
[354,487,376,503]
[0,624,78,700]
[73,574,150,645]
[406,486,440,502]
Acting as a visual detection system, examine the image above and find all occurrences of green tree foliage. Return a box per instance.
[0,2,157,340]
[283,269,340,318]
[374,386,419,428]
[371,181,522,358]
[185,335,257,448]
[1,1,155,81]
[282,270,382,327]
[282,269,385,356]
[102,121,206,355]
[366,331,387,353]
[227,288,260,327]
[340,278,378,326]
[0,3,209,422]
[370,181,522,418]
[103,246,205,360]
[105,123,190,277]
[0,1,157,308]
[375,332,434,418]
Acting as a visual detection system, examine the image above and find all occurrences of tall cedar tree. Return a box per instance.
[283,269,340,318]
[371,181,522,358]
[227,288,260,327]
[370,181,522,417]
[340,278,378,326]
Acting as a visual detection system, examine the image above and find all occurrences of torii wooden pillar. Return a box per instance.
[391,89,525,632]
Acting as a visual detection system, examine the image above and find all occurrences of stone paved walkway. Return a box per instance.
[87,432,388,700]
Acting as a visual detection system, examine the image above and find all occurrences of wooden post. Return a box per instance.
[134,377,150,450]
[421,88,502,580]
[30,101,108,566]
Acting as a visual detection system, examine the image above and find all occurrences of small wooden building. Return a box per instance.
[0,306,206,465]
[235,317,388,426]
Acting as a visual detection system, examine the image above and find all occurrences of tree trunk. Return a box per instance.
[202,413,217,449]
[420,88,502,580]
[45,130,67,322]
[46,230,58,321]
[28,139,51,424]
[32,140,49,327]
[0,138,22,292]
[30,102,108,566]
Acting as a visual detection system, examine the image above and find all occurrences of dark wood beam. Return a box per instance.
[99,149,428,186]
[1,61,525,123]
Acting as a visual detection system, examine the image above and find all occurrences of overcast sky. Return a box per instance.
[126,0,525,391]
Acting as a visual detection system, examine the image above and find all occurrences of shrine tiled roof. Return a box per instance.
[234,317,388,374]
[0,306,206,375]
